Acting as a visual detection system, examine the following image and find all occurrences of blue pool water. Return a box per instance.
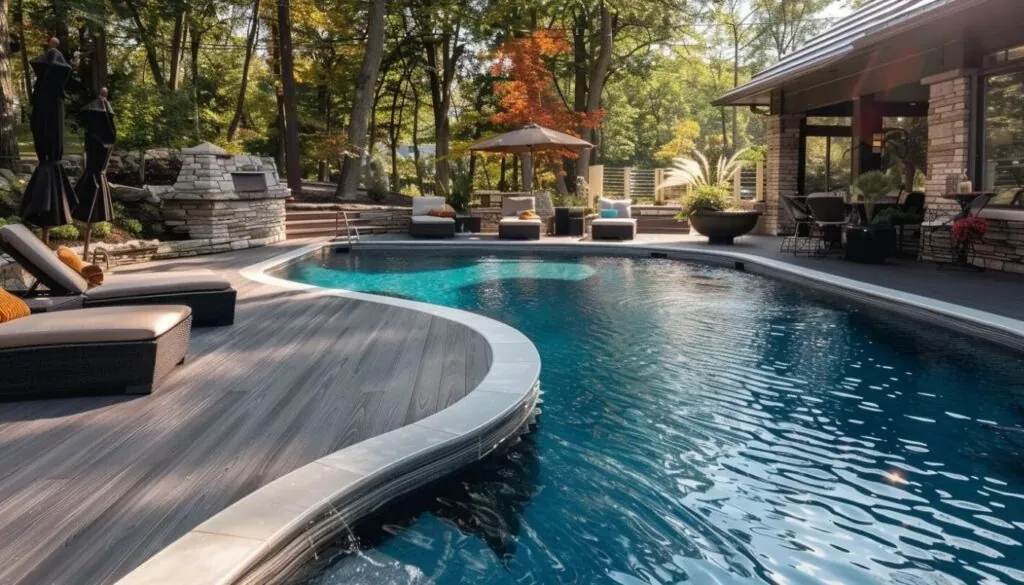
[281,250,1024,585]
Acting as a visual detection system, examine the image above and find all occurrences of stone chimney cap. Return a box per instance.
[182,142,229,156]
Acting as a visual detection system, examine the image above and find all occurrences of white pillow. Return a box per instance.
[600,197,632,219]
[412,196,446,216]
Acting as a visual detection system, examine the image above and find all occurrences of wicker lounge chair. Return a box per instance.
[0,224,236,326]
[0,304,192,400]
[498,196,542,240]
[409,196,456,238]
[591,197,637,240]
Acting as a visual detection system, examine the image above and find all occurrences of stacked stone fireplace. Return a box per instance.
[160,143,290,254]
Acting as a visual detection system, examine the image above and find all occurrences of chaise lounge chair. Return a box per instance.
[409,196,456,238]
[0,224,236,326]
[591,197,637,240]
[498,196,542,240]
[0,304,192,400]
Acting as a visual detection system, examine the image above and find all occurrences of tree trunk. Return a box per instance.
[575,3,612,180]
[336,0,388,199]
[411,82,424,194]
[124,0,165,87]
[424,33,462,197]
[277,0,303,191]
[267,20,286,171]
[14,0,28,120]
[317,84,328,181]
[0,0,18,170]
[169,6,185,90]
[731,26,740,154]
[227,0,260,141]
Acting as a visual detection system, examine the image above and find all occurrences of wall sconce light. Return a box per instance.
[872,133,884,153]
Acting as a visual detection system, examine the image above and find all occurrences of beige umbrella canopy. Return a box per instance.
[469,123,593,154]
[470,124,593,193]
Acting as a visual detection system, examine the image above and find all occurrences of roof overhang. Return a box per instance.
[713,0,993,108]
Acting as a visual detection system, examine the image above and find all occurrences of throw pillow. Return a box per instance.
[518,210,539,220]
[56,246,86,274]
[81,264,105,287]
[600,209,618,218]
[427,207,456,218]
[0,289,30,323]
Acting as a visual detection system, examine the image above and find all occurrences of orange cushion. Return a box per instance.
[0,289,30,323]
[518,210,539,220]
[81,264,104,287]
[427,207,456,218]
[56,246,86,274]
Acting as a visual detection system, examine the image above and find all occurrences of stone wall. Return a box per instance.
[764,114,804,235]
[160,143,289,255]
[922,72,971,218]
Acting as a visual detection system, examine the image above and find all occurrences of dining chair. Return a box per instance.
[803,195,847,256]
[779,195,812,253]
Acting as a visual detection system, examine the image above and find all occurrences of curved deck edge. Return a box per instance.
[114,238,1024,585]
[114,242,542,585]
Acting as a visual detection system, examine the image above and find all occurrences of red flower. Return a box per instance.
[951,217,988,243]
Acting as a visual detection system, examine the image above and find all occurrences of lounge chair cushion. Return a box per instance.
[502,196,536,217]
[0,305,191,350]
[85,271,231,301]
[410,215,456,225]
[56,246,86,273]
[599,197,632,219]
[412,196,447,216]
[591,218,637,226]
[0,224,89,294]
[0,289,30,323]
[499,217,543,225]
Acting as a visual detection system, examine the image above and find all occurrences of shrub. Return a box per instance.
[677,184,730,220]
[852,170,896,223]
[120,218,144,236]
[90,221,112,239]
[48,224,80,241]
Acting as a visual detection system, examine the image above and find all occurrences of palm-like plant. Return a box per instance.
[658,148,748,191]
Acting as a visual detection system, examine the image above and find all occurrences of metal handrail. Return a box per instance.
[336,210,360,243]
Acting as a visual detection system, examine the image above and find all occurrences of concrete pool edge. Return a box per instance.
[115,238,1024,585]
[113,242,542,585]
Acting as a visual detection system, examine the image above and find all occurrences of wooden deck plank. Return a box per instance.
[0,242,494,585]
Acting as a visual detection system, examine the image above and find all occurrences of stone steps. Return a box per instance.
[636,217,690,234]
[284,209,406,239]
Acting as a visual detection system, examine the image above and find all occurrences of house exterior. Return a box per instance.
[716,0,1024,272]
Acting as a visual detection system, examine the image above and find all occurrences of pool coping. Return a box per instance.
[115,238,1024,585]
[114,242,542,585]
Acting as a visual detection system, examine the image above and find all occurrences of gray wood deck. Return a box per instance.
[0,242,491,585]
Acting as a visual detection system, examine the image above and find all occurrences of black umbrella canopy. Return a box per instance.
[20,40,76,230]
[73,89,116,227]
[469,124,594,154]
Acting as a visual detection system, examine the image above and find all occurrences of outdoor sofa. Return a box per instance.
[591,197,637,240]
[0,224,236,326]
[498,196,543,240]
[409,196,456,238]
[0,304,192,400]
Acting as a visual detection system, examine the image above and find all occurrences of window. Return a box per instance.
[980,45,1024,207]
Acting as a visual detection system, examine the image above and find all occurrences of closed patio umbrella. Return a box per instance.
[20,38,76,242]
[469,124,593,193]
[73,87,116,257]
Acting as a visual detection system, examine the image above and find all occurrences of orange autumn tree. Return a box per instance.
[490,30,604,185]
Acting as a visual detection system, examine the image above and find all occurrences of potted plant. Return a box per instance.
[661,149,761,245]
[844,171,898,263]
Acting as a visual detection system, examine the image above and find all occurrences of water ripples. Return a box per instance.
[286,252,1024,585]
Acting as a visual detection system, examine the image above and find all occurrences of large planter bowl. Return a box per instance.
[688,210,762,245]
[843,225,898,263]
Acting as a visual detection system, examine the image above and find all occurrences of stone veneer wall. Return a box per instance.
[920,71,1024,273]
[763,114,804,235]
[160,143,289,255]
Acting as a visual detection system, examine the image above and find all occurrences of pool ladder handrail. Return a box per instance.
[335,210,360,244]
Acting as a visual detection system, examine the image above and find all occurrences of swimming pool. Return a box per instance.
[280,248,1024,585]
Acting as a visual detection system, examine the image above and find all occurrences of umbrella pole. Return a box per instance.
[82,188,99,259]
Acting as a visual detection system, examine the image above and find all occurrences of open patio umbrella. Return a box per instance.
[469,124,593,193]
[73,87,116,257]
[20,38,76,242]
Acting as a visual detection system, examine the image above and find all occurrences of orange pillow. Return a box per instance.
[56,246,86,274]
[0,289,30,323]
[81,264,104,287]
[427,207,456,218]
[518,210,539,220]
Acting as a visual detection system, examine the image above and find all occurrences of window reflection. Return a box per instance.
[983,64,1024,207]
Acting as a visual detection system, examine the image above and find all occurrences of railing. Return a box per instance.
[335,211,360,243]
[589,161,765,205]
